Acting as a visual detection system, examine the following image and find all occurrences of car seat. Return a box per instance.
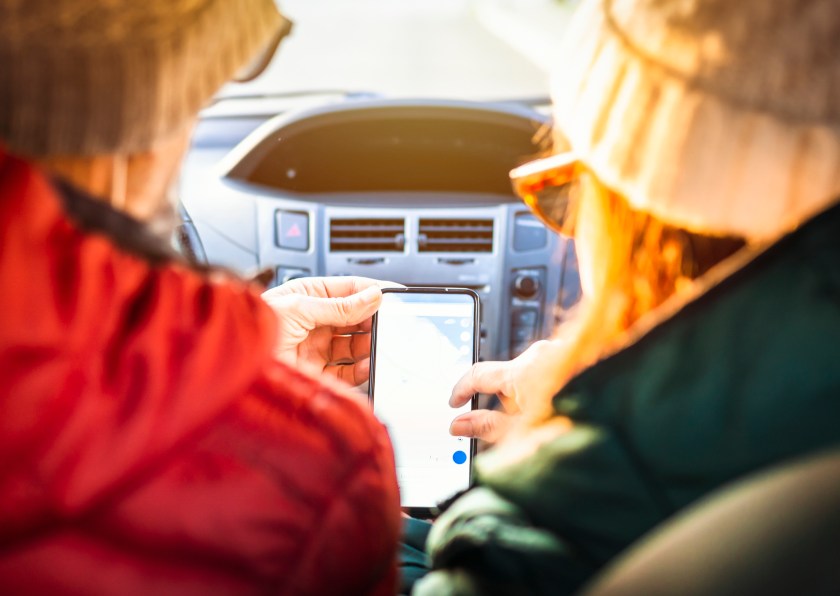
[581,447,840,595]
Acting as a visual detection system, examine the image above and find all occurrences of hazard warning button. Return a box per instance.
[275,210,309,251]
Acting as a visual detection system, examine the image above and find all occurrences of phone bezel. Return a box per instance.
[368,287,479,519]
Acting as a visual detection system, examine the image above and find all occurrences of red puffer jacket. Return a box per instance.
[0,149,401,595]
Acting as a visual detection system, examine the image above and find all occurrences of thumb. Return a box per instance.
[449,410,513,443]
[302,285,382,328]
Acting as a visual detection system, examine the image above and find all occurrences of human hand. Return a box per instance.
[261,276,399,386]
[448,406,517,444]
[448,339,568,442]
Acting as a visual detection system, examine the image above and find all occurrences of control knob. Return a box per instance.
[512,273,540,299]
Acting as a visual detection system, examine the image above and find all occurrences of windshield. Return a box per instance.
[218,0,578,102]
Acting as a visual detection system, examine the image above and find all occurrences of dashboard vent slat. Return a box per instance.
[329,218,405,252]
[418,218,494,253]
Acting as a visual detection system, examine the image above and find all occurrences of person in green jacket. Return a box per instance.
[408,0,840,593]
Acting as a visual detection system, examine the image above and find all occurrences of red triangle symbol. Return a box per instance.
[286,223,302,238]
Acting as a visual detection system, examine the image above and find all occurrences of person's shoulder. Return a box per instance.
[220,362,401,592]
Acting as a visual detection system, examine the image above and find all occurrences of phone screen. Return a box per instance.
[370,288,478,509]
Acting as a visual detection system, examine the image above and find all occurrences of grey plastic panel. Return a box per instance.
[250,194,567,361]
[180,98,580,361]
[191,221,260,274]
[179,147,260,270]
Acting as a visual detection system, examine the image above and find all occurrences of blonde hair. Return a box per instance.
[533,172,746,418]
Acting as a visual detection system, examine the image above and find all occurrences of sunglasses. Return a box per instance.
[509,151,580,236]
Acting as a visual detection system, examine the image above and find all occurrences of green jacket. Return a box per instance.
[415,202,840,595]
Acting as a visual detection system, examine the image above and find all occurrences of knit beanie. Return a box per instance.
[0,0,291,156]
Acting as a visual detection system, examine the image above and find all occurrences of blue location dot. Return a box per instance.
[452,450,467,465]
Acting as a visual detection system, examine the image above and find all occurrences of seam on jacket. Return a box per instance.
[0,393,257,558]
[51,518,261,587]
[283,407,395,595]
[609,421,678,517]
[283,454,373,593]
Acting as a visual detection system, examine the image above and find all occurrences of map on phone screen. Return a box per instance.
[372,291,476,508]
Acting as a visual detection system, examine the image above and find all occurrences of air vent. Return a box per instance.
[329,218,405,252]
[418,219,494,253]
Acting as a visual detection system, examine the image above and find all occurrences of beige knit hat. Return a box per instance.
[552,0,840,241]
[0,0,291,156]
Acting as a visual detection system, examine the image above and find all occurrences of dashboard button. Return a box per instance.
[275,210,309,251]
[513,213,548,252]
[512,308,538,327]
[510,325,534,344]
[512,274,540,298]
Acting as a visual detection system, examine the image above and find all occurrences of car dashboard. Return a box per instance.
[180,98,581,362]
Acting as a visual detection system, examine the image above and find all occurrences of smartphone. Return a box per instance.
[369,287,479,514]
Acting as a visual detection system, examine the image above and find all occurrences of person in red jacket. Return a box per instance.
[0,1,401,594]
